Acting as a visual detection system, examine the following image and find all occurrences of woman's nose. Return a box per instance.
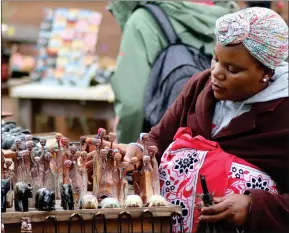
[211,63,226,81]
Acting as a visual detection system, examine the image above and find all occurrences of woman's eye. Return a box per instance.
[228,66,238,74]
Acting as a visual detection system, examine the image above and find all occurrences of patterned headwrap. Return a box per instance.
[215,7,288,69]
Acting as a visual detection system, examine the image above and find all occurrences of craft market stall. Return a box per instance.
[1,118,183,233]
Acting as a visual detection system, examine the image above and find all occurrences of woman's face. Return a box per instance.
[211,43,272,102]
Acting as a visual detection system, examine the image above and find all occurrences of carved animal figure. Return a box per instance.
[99,197,120,209]
[35,188,55,211]
[79,194,98,209]
[1,179,10,212]
[14,182,33,212]
[60,183,74,210]
[124,195,143,208]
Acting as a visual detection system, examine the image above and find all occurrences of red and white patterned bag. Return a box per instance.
[159,127,278,233]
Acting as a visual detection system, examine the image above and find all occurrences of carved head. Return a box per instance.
[40,139,47,147]
[68,145,76,155]
[143,155,151,165]
[49,146,55,154]
[148,146,158,156]
[26,141,34,150]
[15,139,22,148]
[4,160,12,169]
[92,138,101,147]
[55,133,63,141]
[45,152,52,162]
[60,137,69,146]
[80,151,87,160]
[72,151,80,161]
[64,160,73,168]
[97,128,106,137]
[22,150,29,159]
[130,157,138,165]
[108,132,116,142]
[100,149,108,158]
[34,156,41,163]
[114,153,122,162]
[24,135,32,142]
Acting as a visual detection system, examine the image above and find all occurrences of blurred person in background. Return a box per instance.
[108,1,238,143]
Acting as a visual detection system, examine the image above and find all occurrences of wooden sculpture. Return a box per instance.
[35,188,55,211]
[14,182,33,212]
[20,217,32,233]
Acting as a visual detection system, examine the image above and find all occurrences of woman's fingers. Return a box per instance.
[201,200,229,215]
[199,208,230,223]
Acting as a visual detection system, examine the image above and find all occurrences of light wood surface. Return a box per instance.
[10,83,115,102]
[2,200,181,224]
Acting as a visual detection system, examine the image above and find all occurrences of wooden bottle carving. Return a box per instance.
[119,162,129,207]
[148,146,160,195]
[131,157,142,196]
[142,155,154,204]
[78,151,88,203]
[54,133,63,199]
[112,151,121,201]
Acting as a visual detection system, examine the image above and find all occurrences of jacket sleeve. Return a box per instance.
[110,11,159,144]
[245,189,289,233]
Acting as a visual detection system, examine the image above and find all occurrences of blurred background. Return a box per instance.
[1,1,288,141]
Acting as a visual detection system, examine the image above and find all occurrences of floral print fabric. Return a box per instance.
[159,127,278,233]
[215,7,288,69]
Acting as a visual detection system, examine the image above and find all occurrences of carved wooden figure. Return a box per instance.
[98,148,109,200]
[1,178,10,212]
[21,217,32,233]
[78,151,88,203]
[119,161,129,206]
[79,194,98,209]
[148,146,160,195]
[60,183,74,210]
[63,159,80,207]
[35,188,55,211]
[1,150,4,178]
[107,133,116,160]
[142,155,154,204]
[112,151,121,201]
[80,136,88,151]
[1,223,4,233]
[14,182,33,212]
[11,138,25,152]
[131,157,142,196]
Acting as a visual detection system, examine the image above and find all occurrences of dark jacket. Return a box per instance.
[146,69,289,232]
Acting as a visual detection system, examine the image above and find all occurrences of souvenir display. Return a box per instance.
[33,8,102,87]
[1,128,183,233]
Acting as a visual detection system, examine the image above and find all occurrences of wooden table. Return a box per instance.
[9,83,115,134]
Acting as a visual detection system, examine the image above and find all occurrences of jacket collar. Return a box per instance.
[195,82,287,139]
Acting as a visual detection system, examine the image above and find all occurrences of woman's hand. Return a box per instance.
[199,194,252,227]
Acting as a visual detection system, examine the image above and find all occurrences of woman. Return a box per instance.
[95,7,288,232]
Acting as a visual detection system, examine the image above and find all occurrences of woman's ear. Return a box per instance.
[264,67,274,79]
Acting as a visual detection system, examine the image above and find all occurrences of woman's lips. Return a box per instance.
[212,83,225,92]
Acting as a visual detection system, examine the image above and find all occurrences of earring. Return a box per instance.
[261,75,269,83]
[262,78,268,83]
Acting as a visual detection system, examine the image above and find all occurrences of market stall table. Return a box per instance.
[9,83,115,134]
